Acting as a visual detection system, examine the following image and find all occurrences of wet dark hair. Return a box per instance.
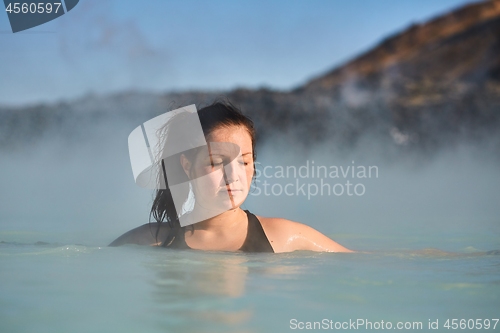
[150,100,256,246]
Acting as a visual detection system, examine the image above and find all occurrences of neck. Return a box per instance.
[191,207,247,232]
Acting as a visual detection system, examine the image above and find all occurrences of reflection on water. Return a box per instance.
[147,250,305,332]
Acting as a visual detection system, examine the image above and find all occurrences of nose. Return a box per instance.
[223,158,243,184]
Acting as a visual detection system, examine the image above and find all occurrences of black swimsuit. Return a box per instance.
[163,210,274,253]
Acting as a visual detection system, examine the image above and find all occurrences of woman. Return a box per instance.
[110,101,353,253]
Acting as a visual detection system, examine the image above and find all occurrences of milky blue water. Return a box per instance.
[1,235,499,333]
[1,133,499,332]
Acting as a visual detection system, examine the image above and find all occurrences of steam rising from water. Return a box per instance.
[247,139,500,246]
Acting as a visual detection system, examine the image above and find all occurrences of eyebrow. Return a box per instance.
[207,152,253,157]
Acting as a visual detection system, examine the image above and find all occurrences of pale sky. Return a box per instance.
[0,0,479,106]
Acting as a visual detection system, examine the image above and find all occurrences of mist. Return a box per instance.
[1,119,498,252]
[245,137,500,252]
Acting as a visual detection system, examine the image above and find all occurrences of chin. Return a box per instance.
[218,193,247,208]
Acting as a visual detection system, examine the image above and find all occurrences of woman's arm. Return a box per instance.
[259,217,354,253]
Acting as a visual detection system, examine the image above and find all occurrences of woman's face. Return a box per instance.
[184,125,254,211]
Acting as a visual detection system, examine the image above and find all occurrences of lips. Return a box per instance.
[221,188,243,195]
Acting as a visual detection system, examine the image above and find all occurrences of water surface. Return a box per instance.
[1,235,499,333]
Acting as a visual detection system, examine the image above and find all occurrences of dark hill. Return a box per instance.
[1,0,499,153]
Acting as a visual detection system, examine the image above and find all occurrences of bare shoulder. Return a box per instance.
[109,223,169,247]
[257,216,354,253]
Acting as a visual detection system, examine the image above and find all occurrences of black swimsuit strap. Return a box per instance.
[239,210,274,253]
[164,210,274,253]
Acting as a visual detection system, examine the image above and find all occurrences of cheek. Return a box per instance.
[205,171,224,188]
[246,165,255,185]
[198,170,224,189]
[190,164,224,193]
